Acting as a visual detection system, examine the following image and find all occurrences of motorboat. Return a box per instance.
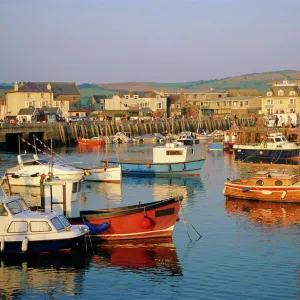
[0,195,89,254]
[233,132,300,161]
[140,133,166,143]
[5,153,84,187]
[223,170,300,202]
[176,132,200,146]
[106,142,205,177]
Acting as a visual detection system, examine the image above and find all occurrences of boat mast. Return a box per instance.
[105,118,108,167]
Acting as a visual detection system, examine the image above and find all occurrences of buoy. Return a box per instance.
[260,151,263,155]
[21,237,29,252]
[242,187,251,192]
[281,191,287,199]
[140,216,153,229]
[0,238,5,252]
[205,144,209,148]
[146,164,151,168]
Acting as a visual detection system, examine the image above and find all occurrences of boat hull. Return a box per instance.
[177,139,200,146]
[0,236,85,254]
[224,182,300,203]
[209,143,224,151]
[234,148,299,160]
[70,197,182,240]
[6,173,84,187]
[108,159,205,177]
[84,166,122,183]
[77,138,105,146]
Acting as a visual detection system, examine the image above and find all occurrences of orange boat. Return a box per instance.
[223,171,300,203]
[77,137,105,146]
[70,196,182,241]
[225,198,300,227]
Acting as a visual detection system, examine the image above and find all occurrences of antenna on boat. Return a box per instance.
[33,134,38,156]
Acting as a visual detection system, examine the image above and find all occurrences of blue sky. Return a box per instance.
[1,0,300,83]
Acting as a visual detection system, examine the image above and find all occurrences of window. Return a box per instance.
[144,102,149,107]
[19,199,29,211]
[245,101,248,106]
[267,91,272,96]
[27,93,31,99]
[58,215,71,227]
[156,95,160,99]
[194,95,197,99]
[289,91,296,96]
[175,103,181,109]
[7,200,22,215]
[290,98,296,104]
[8,221,28,233]
[125,95,130,100]
[100,105,104,110]
[240,102,243,107]
[279,100,283,105]
[166,150,183,155]
[32,101,35,108]
[41,93,45,99]
[156,102,162,109]
[30,221,52,232]
[278,90,284,96]
[56,102,59,107]
[267,99,273,105]
[267,108,273,115]
[51,217,65,231]
[25,101,29,107]
[134,95,138,99]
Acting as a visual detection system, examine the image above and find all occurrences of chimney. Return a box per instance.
[14,82,18,92]
[47,83,51,91]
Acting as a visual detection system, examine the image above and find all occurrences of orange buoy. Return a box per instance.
[140,216,153,229]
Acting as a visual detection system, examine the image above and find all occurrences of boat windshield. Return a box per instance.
[58,215,71,227]
[37,160,49,165]
[18,199,29,211]
[275,138,283,142]
[51,217,65,231]
[7,200,22,215]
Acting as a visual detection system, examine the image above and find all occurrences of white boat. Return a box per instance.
[0,195,89,254]
[5,153,84,187]
[140,133,166,143]
[107,142,205,177]
[84,120,122,182]
[176,131,200,146]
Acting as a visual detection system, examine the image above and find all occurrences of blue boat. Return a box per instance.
[208,142,224,151]
[233,132,300,161]
[107,142,205,177]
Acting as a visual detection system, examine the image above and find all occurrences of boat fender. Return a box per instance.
[84,170,91,176]
[182,163,186,170]
[260,151,263,155]
[242,187,251,192]
[140,216,154,229]
[11,174,20,179]
[21,237,29,252]
[40,173,47,180]
[0,238,4,252]
[168,165,172,172]
[146,164,151,168]
[86,221,110,234]
[281,191,287,199]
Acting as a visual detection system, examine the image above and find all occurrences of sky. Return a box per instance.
[1,0,300,84]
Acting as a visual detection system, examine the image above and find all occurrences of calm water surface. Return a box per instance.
[0,143,299,299]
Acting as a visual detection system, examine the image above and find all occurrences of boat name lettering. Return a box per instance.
[166,150,183,156]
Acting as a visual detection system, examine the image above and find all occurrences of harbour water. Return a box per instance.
[0,143,300,299]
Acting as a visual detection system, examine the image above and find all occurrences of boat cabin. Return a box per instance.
[250,171,299,186]
[153,142,194,163]
[262,133,289,147]
[0,196,72,235]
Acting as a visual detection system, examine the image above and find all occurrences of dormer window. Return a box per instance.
[278,90,284,96]
[289,91,296,96]
[134,95,138,100]
[156,95,160,99]
[283,80,288,84]
[124,95,130,100]
[267,91,272,96]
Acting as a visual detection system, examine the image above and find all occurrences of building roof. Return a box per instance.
[39,106,61,114]
[164,88,228,94]
[93,95,106,103]
[7,82,80,97]
[267,86,300,96]
[17,108,39,115]
[203,96,261,102]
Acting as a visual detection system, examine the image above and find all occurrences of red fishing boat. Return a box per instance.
[77,136,105,146]
[70,196,182,241]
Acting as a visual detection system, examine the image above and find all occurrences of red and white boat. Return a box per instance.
[77,136,105,146]
[70,196,182,241]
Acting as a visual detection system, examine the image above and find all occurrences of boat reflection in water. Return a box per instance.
[0,252,89,299]
[122,176,204,204]
[92,238,182,277]
[225,198,300,227]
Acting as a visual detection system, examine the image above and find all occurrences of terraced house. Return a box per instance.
[261,80,300,115]
[5,82,80,120]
